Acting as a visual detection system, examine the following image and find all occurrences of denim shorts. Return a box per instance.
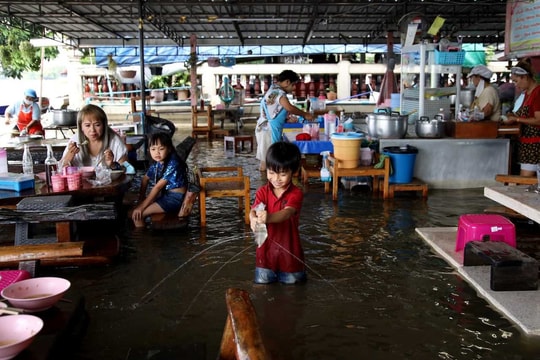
[254,267,307,285]
[156,191,185,213]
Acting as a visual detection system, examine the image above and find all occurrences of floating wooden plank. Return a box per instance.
[0,242,83,263]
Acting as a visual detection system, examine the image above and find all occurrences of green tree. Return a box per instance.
[0,25,59,79]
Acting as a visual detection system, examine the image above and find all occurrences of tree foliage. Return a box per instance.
[0,25,59,79]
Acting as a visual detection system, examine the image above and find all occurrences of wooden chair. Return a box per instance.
[197,166,250,227]
[218,288,270,360]
[324,153,390,200]
[192,105,221,140]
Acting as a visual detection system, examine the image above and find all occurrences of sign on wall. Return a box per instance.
[505,0,540,59]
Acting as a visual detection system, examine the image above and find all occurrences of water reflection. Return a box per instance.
[35,136,540,359]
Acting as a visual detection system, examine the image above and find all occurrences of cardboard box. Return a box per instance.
[447,121,499,138]
[0,173,35,192]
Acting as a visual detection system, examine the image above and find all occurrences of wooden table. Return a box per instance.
[43,124,77,139]
[484,185,540,224]
[0,173,132,206]
[0,174,132,266]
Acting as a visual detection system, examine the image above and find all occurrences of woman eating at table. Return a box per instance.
[60,104,128,169]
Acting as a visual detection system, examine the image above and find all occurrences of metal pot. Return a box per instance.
[52,109,78,126]
[365,109,408,139]
[415,116,445,138]
[459,89,474,108]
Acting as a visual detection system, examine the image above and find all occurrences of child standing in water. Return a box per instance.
[132,132,188,228]
[250,141,306,284]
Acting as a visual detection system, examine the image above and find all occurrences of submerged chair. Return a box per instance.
[197,166,250,226]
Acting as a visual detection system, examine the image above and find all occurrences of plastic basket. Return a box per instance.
[434,50,465,65]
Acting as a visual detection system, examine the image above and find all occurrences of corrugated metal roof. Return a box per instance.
[0,0,507,48]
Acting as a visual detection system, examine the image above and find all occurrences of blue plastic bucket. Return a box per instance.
[383,145,418,184]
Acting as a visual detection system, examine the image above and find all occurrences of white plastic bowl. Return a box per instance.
[0,314,43,359]
[1,277,70,313]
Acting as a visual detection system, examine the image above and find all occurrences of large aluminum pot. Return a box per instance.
[459,89,474,108]
[415,116,445,138]
[365,109,408,139]
[52,109,78,126]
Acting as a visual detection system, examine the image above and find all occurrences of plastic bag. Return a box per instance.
[253,203,268,247]
[87,165,111,186]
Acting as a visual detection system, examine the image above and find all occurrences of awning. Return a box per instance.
[95,44,403,67]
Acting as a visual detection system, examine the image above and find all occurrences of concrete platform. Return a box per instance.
[416,227,540,336]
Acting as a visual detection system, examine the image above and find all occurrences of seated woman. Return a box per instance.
[131,132,188,228]
[60,104,128,169]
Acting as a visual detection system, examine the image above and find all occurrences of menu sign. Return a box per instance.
[505,0,540,58]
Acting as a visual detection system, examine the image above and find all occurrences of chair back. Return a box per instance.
[192,105,213,129]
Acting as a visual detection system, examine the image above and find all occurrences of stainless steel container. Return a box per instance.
[460,89,474,108]
[415,116,446,138]
[365,110,408,139]
[52,109,78,126]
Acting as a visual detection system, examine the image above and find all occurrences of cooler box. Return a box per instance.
[0,173,35,192]
[455,214,516,252]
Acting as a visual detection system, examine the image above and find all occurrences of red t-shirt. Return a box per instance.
[253,182,304,273]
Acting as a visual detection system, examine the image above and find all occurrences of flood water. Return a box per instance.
[34,132,540,359]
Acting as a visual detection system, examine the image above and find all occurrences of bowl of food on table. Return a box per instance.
[109,162,125,181]
[0,314,44,359]
[1,277,71,313]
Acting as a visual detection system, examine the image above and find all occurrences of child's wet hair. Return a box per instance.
[265,141,301,173]
[148,132,174,149]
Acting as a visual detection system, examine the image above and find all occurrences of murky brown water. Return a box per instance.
[36,133,540,359]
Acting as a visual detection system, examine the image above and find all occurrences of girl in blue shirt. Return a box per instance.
[132,132,188,228]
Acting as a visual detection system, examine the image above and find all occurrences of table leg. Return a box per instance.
[56,222,72,242]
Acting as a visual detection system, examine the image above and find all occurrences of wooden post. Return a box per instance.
[218,288,270,360]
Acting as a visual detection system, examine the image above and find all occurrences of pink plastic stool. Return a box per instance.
[0,270,31,291]
[455,214,516,252]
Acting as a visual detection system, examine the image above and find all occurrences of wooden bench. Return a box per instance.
[495,174,538,186]
[0,201,117,268]
[0,202,116,244]
[0,242,84,266]
[387,178,428,198]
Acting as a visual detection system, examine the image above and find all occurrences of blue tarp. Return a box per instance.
[95,44,402,67]
[96,43,487,68]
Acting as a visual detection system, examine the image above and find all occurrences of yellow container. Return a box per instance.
[330,133,363,168]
